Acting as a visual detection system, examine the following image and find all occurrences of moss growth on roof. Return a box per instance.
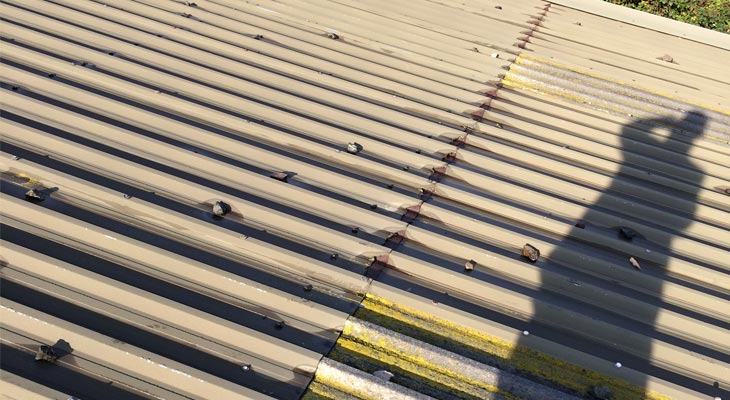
[341,294,672,400]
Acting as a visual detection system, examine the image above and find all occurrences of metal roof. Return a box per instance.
[1,0,728,399]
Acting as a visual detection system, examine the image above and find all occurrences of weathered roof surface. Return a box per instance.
[1,0,728,399]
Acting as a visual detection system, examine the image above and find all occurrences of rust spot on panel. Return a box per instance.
[385,230,406,247]
[404,204,422,221]
[469,108,486,120]
[442,151,458,164]
[430,165,448,182]
[366,254,390,279]
[419,186,435,201]
[450,135,467,147]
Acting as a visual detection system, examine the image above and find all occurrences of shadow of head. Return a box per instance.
[670,110,709,140]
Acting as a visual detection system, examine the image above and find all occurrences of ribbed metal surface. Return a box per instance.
[0,0,728,399]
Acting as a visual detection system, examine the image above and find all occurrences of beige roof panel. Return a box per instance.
[2,0,729,399]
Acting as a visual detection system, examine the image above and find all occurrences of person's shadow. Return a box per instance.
[500,111,726,399]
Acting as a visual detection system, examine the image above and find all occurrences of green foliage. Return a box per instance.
[605,0,730,32]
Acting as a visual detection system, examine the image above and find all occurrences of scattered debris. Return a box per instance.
[522,243,540,263]
[490,52,500,58]
[212,200,231,217]
[464,259,477,271]
[614,362,622,368]
[35,339,73,363]
[327,32,340,40]
[618,226,637,241]
[495,5,503,9]
[589,385,612,400]
[629,257,641,270]
[346,142,362,155]
[574,21,582,26]
[575,220,586,229]
[373,370,394,381]
[657,54,674,63]
[25,189,44,202]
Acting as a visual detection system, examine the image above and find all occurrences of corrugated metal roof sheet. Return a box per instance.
[1,0,728,399]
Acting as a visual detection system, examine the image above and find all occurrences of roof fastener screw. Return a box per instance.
[351,227,359,234]
[522,330,530,336]
[213,200,231,217]
[495,5,502,9]
[370,204,378,210]
[521,243,540,263]
[403,165,410,171]
[253,34,264,40]
[327,32,340,40]
[303,284,313,292]
[330,253,339,260]
[274,321,284,330]
[241,364,251,372]
[614,362,622,368]
[346,142,362,154]
[619,226,637,241]
[25,189,44,202]
[123,194,132,199]
[490,53,500,58]
[373,370,394,381]
[35,345,58,362]
[464,259,477,271]
[387,184,394,189]
[35,339,73,363]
